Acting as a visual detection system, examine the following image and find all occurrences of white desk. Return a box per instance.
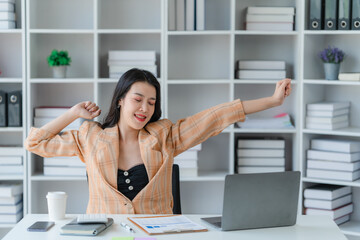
[3,214,347,240]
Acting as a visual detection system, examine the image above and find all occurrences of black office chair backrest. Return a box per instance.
[172,164,182,214]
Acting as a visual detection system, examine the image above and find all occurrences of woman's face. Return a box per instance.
[119,81,156,130]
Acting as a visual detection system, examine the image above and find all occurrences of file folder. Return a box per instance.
[7,90,22,127]
[338,0,351,29]
[310,0,324,29]
[352,0,360,29]
[0,90,7,127]
[325,0,338,30]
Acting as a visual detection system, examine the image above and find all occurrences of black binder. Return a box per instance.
[310,0,324,30]
[0,90,7,127]
[7,90,22,127]
[324,0,338,30]
[338,0,351,29]
[352,0,360,29]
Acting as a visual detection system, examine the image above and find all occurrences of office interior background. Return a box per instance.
[1,0,360,239]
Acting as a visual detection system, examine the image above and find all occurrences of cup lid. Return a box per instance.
[46,191,67,199]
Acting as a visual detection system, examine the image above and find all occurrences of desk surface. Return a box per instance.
[3,214,347,240]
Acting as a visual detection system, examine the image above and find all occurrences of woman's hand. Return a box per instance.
[272,78,292,106]
[70,101,101,120]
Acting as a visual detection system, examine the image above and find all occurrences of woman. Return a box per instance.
[25,68,291,214]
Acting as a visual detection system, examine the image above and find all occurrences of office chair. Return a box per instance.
[86,164,182,214]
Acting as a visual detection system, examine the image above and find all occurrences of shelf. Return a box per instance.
[167,79,230,84]
[0,224,16,229]
[0,30,22,34]
[233,128,296,133]
[234,30,298,36]
[0,175,24,181]
[180,170,227,182]
[31,174,87,181]
[304,79,360,86]
[29,29,93,34]
[0,78,23,83]
[168,30,231,35]
[234,80,297,84]
[0,127,23,132]
[30,78,94,84]
[302,127,360,137]
[304,30,360,35]
[302,177,360,188]
[98,29,161,34]
[340,221,360,236]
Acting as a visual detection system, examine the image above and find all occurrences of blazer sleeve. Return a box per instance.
[24,120,94,163]
[171,99,246,157]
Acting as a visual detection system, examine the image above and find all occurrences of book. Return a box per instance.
[311,139,360,153]
[237,139,285,149]
[238,166,285,173]
[246,14,294,23]
[237,149,284,158]
[304,185,351,200]
[0,146,23,156]
[237,113,294,129]
[306,169,360,181]
[334,214,350,225]
[0,210,23,223]
[196,0,205,30]
[107,60,156,66]
[0,156,22,165]
[168,0,176,31]
[0,201,22,214]
[306,102,350,111]
[237,60,286,70]
[236,70,286,79]
[174,150,198,160]
[174,159,198,168]
[185,0,195,31]
[304,194,352,210]
[338,72,360,81]
[34,106,71,117]
[305,115,348,124]
[44,166,86,176]
[307,159,360,171]
[108,51,156,61]
[307,149,360,162]
[0,194,22,205]
[44,156,85,167]
[306,121,349,130]
[0,165,23,174]
[246,22,293,31]
[305,203,353,219]
[179,168,198,178]
[0,3,14,12]
[307,108,349,117]
[34,117,83,128]
[60,218,114,236]
[237,158,285,166]
[109,65,157,74]
[247,7,295,15]
[0,20,15,29]
[0,183,23,197]
[176,0,185,30]
[0,12,16,21]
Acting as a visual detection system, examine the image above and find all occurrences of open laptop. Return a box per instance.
[201,171,300,231]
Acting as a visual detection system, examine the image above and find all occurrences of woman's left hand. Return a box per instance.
[272,78,292,106]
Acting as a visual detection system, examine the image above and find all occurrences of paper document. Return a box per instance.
[128,215,207,235]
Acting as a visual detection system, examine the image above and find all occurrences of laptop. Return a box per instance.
[201,171,300,231]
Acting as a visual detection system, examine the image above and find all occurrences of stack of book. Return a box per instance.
[0,183,23,224]
[306,139,360,181]
[34,106,83,131]
[174,144,201,178]
[168,0,205,31]
[306,101,350,130]
[237,138,285,173]
[235,60,286,80]
[0,155,23,175]
[338,73,360,81]
[108,51,157,79]
[236,113,294,129]
[245,7,295,31]
[0,0,16,29]
[304,184,353,225]
[43,156,86,177]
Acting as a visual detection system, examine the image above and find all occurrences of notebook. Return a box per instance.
[201,171,300,231]
[60,218,114,236]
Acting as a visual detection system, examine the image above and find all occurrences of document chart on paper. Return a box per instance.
[129,215,206,234]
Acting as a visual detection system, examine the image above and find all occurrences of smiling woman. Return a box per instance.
[24,68,291,214]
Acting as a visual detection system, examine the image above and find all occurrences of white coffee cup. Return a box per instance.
[46,191,67,221]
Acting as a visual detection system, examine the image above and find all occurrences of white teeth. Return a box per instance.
[135,114,146,119]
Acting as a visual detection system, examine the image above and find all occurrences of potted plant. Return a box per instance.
[319,46,345,80]
[47,49,71,78]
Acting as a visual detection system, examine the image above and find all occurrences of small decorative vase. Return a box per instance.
[52,66,67,78]
[323,63,340,80]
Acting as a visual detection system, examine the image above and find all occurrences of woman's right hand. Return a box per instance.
[70,101,101,120]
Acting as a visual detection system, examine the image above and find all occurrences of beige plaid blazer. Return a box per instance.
[25,99,245,214]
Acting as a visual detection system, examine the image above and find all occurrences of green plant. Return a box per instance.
[47,49,71,66]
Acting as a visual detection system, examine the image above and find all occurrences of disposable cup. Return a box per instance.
[46,191,67,221]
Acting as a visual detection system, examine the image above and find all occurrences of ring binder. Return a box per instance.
[0,90,7,127]
[324,0,338,30]
[352,0,360,29]
[310,0,325,30]
[338,0,351,29]
[7,90,22,127]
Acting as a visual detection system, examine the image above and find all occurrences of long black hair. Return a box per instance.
[101,68,162,129]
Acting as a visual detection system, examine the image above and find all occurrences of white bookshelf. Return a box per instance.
[0,0,359,238]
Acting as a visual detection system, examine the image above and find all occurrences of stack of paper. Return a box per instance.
[174,144,201,178]
[235,60,286,80]
[236,113,294,129]
[33,106,84,131]
[245,7,295,31]
[338,73,360,81]
[0,155,23,175]
[306,102,350,130]
[43,156,86,177]
[108,51,157,79]
[304,184,352,225]
[0,0,16,29]
[306,139,360,181]
[237,138,285,173]
[0,183,23,223]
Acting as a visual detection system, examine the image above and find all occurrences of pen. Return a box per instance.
[120,222,135,233]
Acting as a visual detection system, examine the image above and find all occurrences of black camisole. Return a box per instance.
[117,164,149,201]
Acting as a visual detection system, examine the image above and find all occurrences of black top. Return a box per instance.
[117,164,149,201]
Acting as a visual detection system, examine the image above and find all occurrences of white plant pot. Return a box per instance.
[52,66,67,78]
